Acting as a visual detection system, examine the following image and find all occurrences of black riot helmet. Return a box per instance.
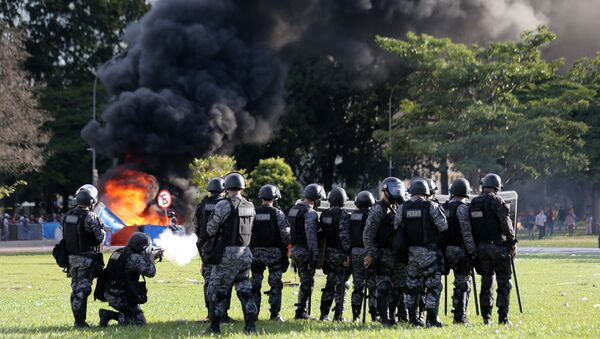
[327,187,348,207]
[76,190,96,207]
[409,178,430,196]
[303,183,326,205]
[426,178,439,196]
[258,184,281,200]
[481,173,503,190]
[450,178,471,197]
[382,177,406,204]
[224,172,246,190]
[207,177,225,193]
[75,184,98,207]
[127,232,151,254]
[355,191,375,209]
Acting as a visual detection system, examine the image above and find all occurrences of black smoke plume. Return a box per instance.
[83,0,600,222]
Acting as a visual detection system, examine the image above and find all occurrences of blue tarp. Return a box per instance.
[43,222,61,240]
[96,204,127,232]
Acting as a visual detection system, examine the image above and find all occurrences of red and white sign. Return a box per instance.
[157,189,172,209]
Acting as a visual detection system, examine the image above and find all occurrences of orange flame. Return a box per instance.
[101,169,164,226]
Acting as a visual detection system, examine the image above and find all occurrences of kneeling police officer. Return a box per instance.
[99,232,160,326]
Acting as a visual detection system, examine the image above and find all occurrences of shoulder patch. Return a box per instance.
[288,208,299,217]
[350,213,363,221]
[406,210,422,218]
[255,213,271,221]
[238,207,254,217]
[471,211,484,218]
[65,215,79,224]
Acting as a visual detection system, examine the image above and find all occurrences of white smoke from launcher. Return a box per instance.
[154,230,198,266]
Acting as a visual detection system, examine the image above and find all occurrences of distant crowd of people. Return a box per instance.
[0,211,64,241]
[519,206,594,240]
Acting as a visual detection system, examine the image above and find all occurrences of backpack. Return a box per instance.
[52,239,69,269]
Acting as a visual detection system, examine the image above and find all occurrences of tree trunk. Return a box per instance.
[440,159,449,194]
[593,183,600,235]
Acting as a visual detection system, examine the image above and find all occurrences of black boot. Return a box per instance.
[482,306,493,325]
[369,306,378,322]
[498,308,511,325]
[245,320,257,334]
[352,304,361,322]
[409,307,424,327]
[453,308,467,324]
[397,305,408,323]
[270,311,285,322]
[295,307,312,320]
[426,309,443,327]
[320,296,333,321]
[99,309,119,327]
[333,306,345,322]
[204,317,221,334]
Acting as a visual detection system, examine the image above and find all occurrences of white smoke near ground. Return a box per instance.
[154,230,198,266]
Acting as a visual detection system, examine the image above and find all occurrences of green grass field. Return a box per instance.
[1,252,599,338]
[517,226,598,248]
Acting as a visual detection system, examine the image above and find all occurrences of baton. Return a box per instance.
[362,270,369,323]
[308,267,315,316]
[511,257,523,313]
[471,268,479,316]
[444,274,448,315]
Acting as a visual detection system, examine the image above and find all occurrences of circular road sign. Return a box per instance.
[157,189,172,209]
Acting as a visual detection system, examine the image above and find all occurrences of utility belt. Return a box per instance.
[411,244,439,251]
[478,239,506,246]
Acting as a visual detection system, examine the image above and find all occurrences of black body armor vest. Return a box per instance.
[402,199,440,246]
[320,207,345,249]
[63,207,100,255]
[444,200,466,247]
[288,203,309,246]
[350,208,369,248]
[251,205,281,248]
[223,198,254,247]
[374,201,396,249]
[470,194,503,244]
[195,195,220,241]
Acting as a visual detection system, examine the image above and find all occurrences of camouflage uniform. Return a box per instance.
[395,196,448,321]
[104,251,156,325]
[250,205,290,318]
[470,191,516,324]
[289,201,319,317]
[363,200,407,324]
[63,207,105,326]
[319,207,351,320]
[206,194,257,323]
[193,194,232,317]
[349,208,376,320]
[443,199,476,323]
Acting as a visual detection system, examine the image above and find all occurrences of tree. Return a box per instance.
[189,155,249,201]
[247,157,301,211]
[569,53,600,234]
[0,24,50,174]
[237,57,389,191]
[0,1,149,212]
[376,26,590,192]
[1,0,150,87]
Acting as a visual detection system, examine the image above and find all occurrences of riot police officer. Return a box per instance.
[289,183,326,320]
[204,172,257,334]
[99,232,160,326]
[250,184,291,321]
[363,177,407,326]
[470,173,516,325]
[395,178,448,327]
[349,191,377,322]
[319,187,351,321]
[62,184,105,328]
[443,178,476,324]
[193,177,230,322]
